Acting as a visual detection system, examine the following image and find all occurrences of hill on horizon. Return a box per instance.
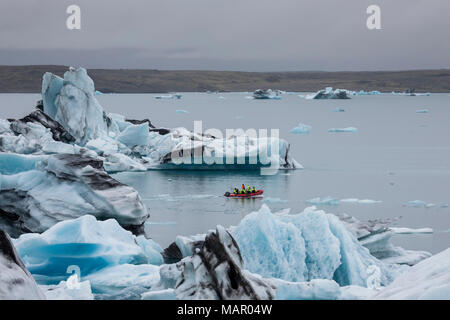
[0,65,449,93]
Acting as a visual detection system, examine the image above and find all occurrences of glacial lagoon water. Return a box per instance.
[1,92,449,253]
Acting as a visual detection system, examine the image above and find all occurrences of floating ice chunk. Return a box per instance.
[416,109,429,113]
[340,198,382,204]
[263,197,288,204]
[252,89,281,100]
[328,127,358,133]
[94,90,103,95]
[290,123,311,135]
[232,205,393,286]
[407,200,435,208]
[175,109,189,114]
[306,197,339,206]
[13,215,162,284]
[390,227,433,234]
[155,94,182,99]
[117,122,149,148]
[40,275,94,300]
[306,87,351,100]
[333,107,345,112]
[372,249,450,299]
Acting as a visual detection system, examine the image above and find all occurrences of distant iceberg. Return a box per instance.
[328,127,358,133]
[289,123,311,135]
[306,87,351,100]
[415,109,429,113]
[252,89,281,100]
[155,94,182,100]
[333,107,345,112]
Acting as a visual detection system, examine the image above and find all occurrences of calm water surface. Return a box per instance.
[1,92,449,253]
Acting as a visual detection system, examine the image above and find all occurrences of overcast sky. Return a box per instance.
[0,0,449,71]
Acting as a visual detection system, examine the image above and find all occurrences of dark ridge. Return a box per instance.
[0,65,449,93]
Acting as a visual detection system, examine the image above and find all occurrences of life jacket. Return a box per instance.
[251,187,257,193]
[233,189,238,194]
[240,189,246,194]
[246,186,252,193]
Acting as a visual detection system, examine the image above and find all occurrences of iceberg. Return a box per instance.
[372,249,450,299]
[252,89,281,100]
[0,153,149,236]
[0,229,45,299]
[175,109,189,114]
[306,196,340,206]
[333,107,345,112]
[289,123,311,135]
[328,127,358,133]
[415,109,429,114]
[306,87,351,100]
[155,94,182,100]
[407,200,435,208]
[34,67,302,172]
[13,215,163,285]
[232,205,394,287]
[390,227,433,234]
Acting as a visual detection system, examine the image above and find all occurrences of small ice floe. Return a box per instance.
[328,127,358,133]
[390,227,433,234]
[263,197,288,204]
[218,96,226,99]
[235,115,244,120]
[298,94,305,98]
[290,123,311,135]
[306,196,340,206]
[441,204,449,208]
[175,109,189,114]
[416,109,429,114]
[407,200,435,208]
[333,107,345,112]
[155,94,182,99]
[94,90,103,95]
[340,198,382,204]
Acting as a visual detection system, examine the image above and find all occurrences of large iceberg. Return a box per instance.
[36,67,301,172]
[232,205,394,287]
[13,215,163,286]
[0,153,149,236]
[0,229,45,299]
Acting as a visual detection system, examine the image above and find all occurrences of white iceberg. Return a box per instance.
[328,127,358,133]
[252,89,281,100]
[290,123,311,135]
[390,227,433,234]
[415,109,429,114]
